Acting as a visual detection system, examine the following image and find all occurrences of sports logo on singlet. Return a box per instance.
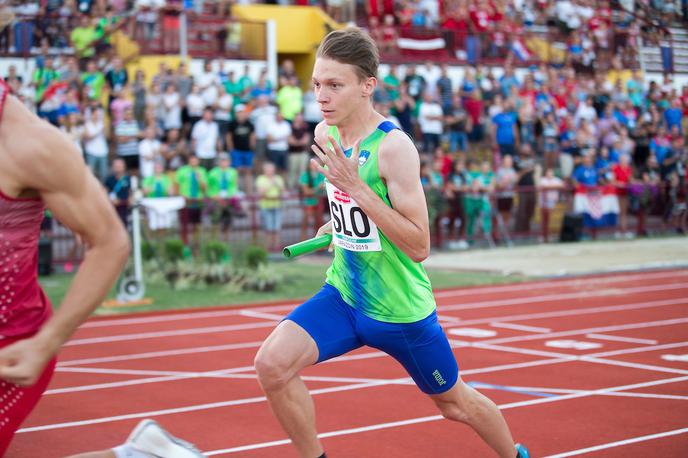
[326,182,381,252]
[358,150,371,167]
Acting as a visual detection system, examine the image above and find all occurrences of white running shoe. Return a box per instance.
[126,419,206,458]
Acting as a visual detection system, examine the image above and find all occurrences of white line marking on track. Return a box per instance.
[438,283,688,313]
[542,427,688,457]
[64,321,276,346]
[18,377,411,433]
[51,322,688,395]
[238,310,283,321]
[201,376,688,455]
[66,286,688,347]
[431,270,688,299]
[586,333,658,345]
[490,322,551,333]
[58,342,264,367]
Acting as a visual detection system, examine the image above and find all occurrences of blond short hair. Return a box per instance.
[316,27,379,81]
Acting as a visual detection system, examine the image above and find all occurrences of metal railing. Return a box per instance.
[42,182,685,267]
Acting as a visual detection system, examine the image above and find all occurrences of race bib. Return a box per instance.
[326,182,381,252]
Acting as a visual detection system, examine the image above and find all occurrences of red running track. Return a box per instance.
[7,268,688,457]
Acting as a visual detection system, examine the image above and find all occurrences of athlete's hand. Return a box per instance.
[316,220,334,252]
[311,135,363,194]
[0,334,57,386]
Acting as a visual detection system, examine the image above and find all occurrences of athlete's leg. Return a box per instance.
[431,378,517,458]
[255,320,321,457]
[359,310,520,458]
[255,285,362,458]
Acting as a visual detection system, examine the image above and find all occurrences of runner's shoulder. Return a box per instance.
[0,97,83,185]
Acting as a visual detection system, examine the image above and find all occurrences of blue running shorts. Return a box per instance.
[285,284,459,394]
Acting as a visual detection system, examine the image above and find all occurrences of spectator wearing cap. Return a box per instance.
[191,107,221,171]
[227,103,256,193]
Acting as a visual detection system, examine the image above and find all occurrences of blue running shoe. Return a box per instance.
[516,443,530,458]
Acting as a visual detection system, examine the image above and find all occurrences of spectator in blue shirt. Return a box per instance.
[650,126,672,165]
[664,99,683,133]
[499,66,519,98]
[573,153,599,187]
[492,101,519,157]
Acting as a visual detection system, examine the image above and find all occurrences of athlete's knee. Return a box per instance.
[437,398,473,424]
[254,345,294,391]
[434,384,479,424]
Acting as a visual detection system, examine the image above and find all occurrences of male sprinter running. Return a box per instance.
[0,14,204,455]
[254,28,530,458]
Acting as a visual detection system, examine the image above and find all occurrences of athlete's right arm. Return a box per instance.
[0,100,129,385]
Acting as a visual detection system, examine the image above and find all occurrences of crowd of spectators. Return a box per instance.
[3,0,687,253]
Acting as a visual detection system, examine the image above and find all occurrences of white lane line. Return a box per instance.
[48,350,389,395]
[580,357,688,375]
[591,341,688,358]
[238,310,283,321]
[65,290,688,348]
[586,333,658,345]
[542,427,688,457]
[601,392,688,401]
[438,283,688,313]
[51,321,688,395]
[490,322,551,333]
[202,376,688,455]
[476,316,688,345]
[18,377,410,433]
[57,300,687,368]
[58,341,264,367]
[64,321,276,346]
[431,270,688,299]
[79,309,288,329]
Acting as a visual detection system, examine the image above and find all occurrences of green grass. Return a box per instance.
[39,260,525,316]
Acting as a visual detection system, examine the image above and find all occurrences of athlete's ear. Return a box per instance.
[362,76,376,98]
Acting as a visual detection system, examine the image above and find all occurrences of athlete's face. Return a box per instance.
[312,58,376,126]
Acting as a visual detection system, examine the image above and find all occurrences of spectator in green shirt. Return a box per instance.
[237,64,254,102]
[299,160,326,241]
[382,64,401,101]
[80,60,106,101]
[464,160,495,240]
[70,15,99,65]
[275,76,303,121]
[175,155,208,248]
[208,153,242,240]
[32,56,59,103]
[143,162,173,198]
[256,161,285,251]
